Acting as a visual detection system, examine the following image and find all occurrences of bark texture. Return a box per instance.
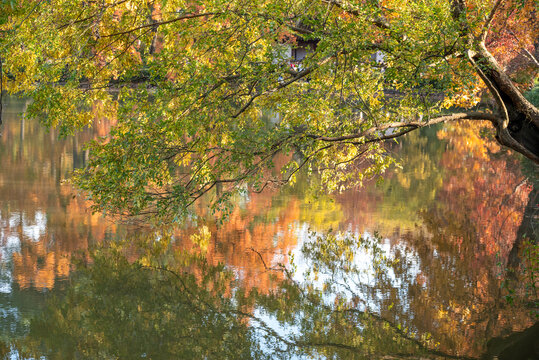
[451,0,539,164]
[469,44,539,164]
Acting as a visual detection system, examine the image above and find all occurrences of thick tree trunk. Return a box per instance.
[468,44,539,163]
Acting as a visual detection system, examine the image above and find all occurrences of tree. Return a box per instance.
[0,0,537,221]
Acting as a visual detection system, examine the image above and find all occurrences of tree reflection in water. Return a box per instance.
[11,230,533,360]
[1,99,536,358]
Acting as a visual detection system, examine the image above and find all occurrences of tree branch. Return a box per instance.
[323,0,390,30]
[102,12,218,38]
[305,112,502,142]
[480,0,504,42]
[56,0,130,30]
[496,126,539,163]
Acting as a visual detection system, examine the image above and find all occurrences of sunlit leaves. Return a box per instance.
[1,0,532,220]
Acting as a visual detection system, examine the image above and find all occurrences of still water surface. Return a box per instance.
[0,96,537,359]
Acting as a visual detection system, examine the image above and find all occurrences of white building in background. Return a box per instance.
[372,50,385,65]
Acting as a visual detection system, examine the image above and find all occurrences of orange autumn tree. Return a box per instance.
[486,0,539,80]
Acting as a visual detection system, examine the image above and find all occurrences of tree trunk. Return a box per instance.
[468,43,539,163]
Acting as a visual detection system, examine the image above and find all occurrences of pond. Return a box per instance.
[0,96,537,359]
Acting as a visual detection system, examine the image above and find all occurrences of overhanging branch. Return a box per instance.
[305,112,502,142]
[102,12,219,38]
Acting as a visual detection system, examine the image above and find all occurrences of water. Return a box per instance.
[0,96,537,359]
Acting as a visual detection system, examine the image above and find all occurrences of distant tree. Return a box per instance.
[0,0,537,220]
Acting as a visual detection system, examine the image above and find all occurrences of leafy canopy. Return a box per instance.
[0,0,536,221]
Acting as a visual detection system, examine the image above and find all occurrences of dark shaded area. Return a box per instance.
[483,321,539,360]
[508,116,539,160]
[507,181,538,273]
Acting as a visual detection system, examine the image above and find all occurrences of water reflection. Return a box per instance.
[181,123,536,357]
[0,97,120,292]
[0,97,126,347]
[9,232,536,359]
[0,97,537,358]
[6,235,450,359]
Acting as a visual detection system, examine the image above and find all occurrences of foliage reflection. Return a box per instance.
[11,230,535,360]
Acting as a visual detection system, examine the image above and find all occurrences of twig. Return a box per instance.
[480,0,504,42]
[102,12,218,38]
